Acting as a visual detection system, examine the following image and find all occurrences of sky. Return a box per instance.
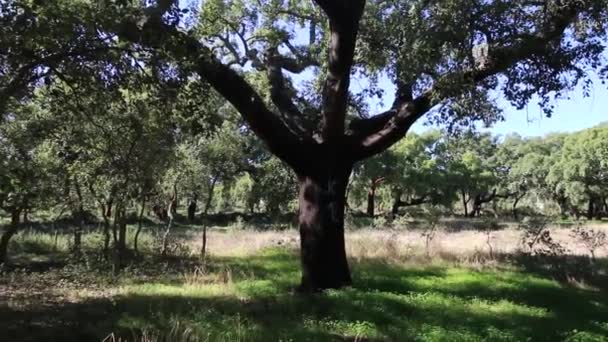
[414,78,608,138]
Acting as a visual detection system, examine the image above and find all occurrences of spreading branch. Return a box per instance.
[350,0,584,161]
[115,12,311,169]
[313,0,366,143]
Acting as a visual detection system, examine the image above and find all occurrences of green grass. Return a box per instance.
[3,247,606,342]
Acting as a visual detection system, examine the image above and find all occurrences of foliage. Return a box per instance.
[519,217,568,258]
[570,223,607,261]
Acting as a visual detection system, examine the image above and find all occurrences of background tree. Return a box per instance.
[550,126,608,219]
[0,103,52,263]
[389,131,456,217]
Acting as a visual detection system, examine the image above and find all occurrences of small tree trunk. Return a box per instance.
[469,196,481,218]
[161,200,176,256]
[200,223,207,259]
[161,216,173,257]
[0,209,21,264]
[73,180,85,256]
[366,181,376,217]
[587,197,595,220]
[203,178,217,215]
[462,191,469,217]
[512,195,523,220]
[113,206,128,273]
[102,212,111,253]
[187,197,197,222]
[297,167,352,292]
[391,189,403,219]
[134,196,146,253]
[170,182,178,216]
[106,198,113,218]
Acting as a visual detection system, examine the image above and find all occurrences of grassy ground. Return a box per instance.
[1,223,607,342]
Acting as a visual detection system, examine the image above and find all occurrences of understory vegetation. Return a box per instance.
[1,218,607,342]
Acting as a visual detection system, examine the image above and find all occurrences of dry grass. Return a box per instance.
[191,223,608,261]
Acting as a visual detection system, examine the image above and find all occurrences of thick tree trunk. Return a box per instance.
[0,209,21,264]
[297,166,352,291]
[366,182,376,217]
[469,196,481,218]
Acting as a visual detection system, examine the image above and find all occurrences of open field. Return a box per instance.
[1,222,607,342]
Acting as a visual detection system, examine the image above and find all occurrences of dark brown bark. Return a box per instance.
[187,196,197,221]
[468,190,498,218]
[462,191,469,217]
[367,182,376,217]
[200,223,207,259]
[113,205,128,273]
[170,183,178,216]
[512,195,523,220]
[73,180,85,256]
[89,184,112,253]
[105,198,113,218]
[0,209,22,264]
[297,162,352,291]
[587,197,595,220]
[134,196,146,253]
[391,192,431,218]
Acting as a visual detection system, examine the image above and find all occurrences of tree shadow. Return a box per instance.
[2,249,607,341]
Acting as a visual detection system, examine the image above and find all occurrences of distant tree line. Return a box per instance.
[350,124,608,220]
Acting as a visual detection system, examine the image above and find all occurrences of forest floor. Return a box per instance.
[1,221,607,342]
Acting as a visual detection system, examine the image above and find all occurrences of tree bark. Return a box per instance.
[297,165,352,292]
[161,200,176,257]
[113,205,128,273]
[134,195,146,253]
[366,181,376,217]
[512,194,523,220]
[187,196,197,221]
[73,180,85,256]
[200,222,207,259]
[0,209,21,264]
[462,191,469,217]
[203,178,217,215]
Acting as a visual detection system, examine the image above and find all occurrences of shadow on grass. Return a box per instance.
[1,249,607,341]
